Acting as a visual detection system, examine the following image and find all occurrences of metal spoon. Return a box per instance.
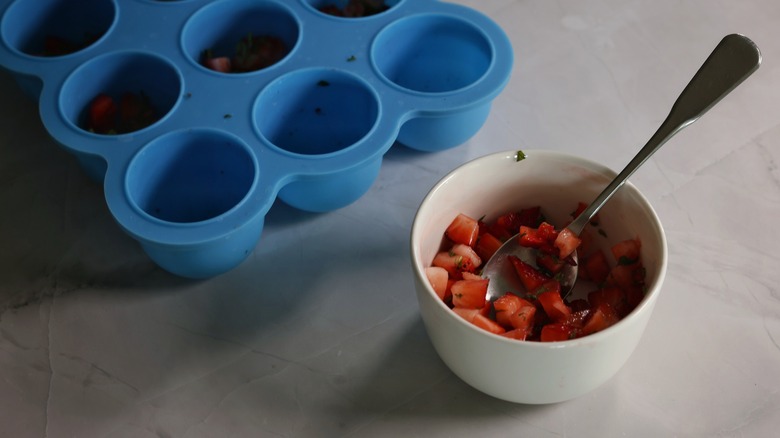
[483,33,761,301]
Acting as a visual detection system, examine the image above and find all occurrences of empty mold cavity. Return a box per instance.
[182,0,299,73]
[255,68,379,156]
[305,0,400,18]
[373,14,492,93]
[59,51,180,135]
[1,0,114,57]
[126,129,257,224]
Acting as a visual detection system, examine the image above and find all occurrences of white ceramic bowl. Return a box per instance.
[410,150,668,404]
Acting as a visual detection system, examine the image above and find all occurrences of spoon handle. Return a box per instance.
[568,33,761,234]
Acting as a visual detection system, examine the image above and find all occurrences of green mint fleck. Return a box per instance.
[515,150,527,162]
[618,256,637,266]
[347,55,356,62]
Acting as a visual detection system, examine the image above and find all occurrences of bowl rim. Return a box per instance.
[410,149,669,348]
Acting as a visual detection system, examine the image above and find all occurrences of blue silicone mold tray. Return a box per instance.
[0,0,513,278]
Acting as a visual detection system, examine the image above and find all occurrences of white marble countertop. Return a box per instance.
[2,0,779,437]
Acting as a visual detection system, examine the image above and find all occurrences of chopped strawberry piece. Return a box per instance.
[624,286,645,314]
[471,314,507,334]
[537,285,572,323]
[611,238,642,267]
[203,56,232,73]
[461,271,482,281]
[536,222,559,241]
[567,298,590,313]
[588,287,627,317]
[87,93,117,134]
[606,264,644,290]
[554,227,581,259]
[449,244,481,273]
[581,302,619,336]
[494,293,536,331]
[500,328,531,340]
[536,252,565,275]
[508,256,551,291]
[474,232,503,261]
[581,250,610,284]
[432,251,463,277]
[453,308,505,334]
[518,225,546,248]
[563,309,591,329]
[451,279,488,309]
[424,266,449,301]
[517,206,545,228]
[493,211,523,237]
[446,213,480,246]
[452,307,480,323]
[540,323,576,342]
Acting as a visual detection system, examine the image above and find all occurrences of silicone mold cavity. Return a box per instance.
[0,0,513,278]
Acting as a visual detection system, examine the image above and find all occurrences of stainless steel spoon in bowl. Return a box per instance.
[483,33,762,302]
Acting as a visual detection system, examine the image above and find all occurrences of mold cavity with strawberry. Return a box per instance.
[85,91,160,135]
[201,32,288,73]
[39,34,99,57]
[319,0,390,18]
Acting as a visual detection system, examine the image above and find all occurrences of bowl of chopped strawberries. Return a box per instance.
[410,149,668,404]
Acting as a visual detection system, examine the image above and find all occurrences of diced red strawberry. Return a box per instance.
[494,293,536,331]
[88,93,117,134]
[554,227,581,259]
[424,266,449,301]
[432,251,463,277]
[451,279,488,309]
[493,293,520,328]
[508,256,551,291]
[452,303,489,320]
[453,307,505,334]
[536,252,565,275]
[624,286,645,315]
[537,285,572,323]
[517,206,545,228]
[474,232,503,261]
[518,225,546,248]
[203,56,232,73]
[588,286,627,317]
[446,213,479,246]
[450,244,482,273]
[540,323,576,342]
[581,302,619,336]
[567,298,590,313]
[452,307,480,323]
[581,250,610,284]
[461,271,482,281]
[611,238,642,266]
[494,211,523,236]
[536,222,559,241]
[471,314,507,334]
[606,264,644,290]
[500,328,531,340]
[563,309,591,329]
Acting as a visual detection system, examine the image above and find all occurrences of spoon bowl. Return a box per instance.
[482,33,761,302]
